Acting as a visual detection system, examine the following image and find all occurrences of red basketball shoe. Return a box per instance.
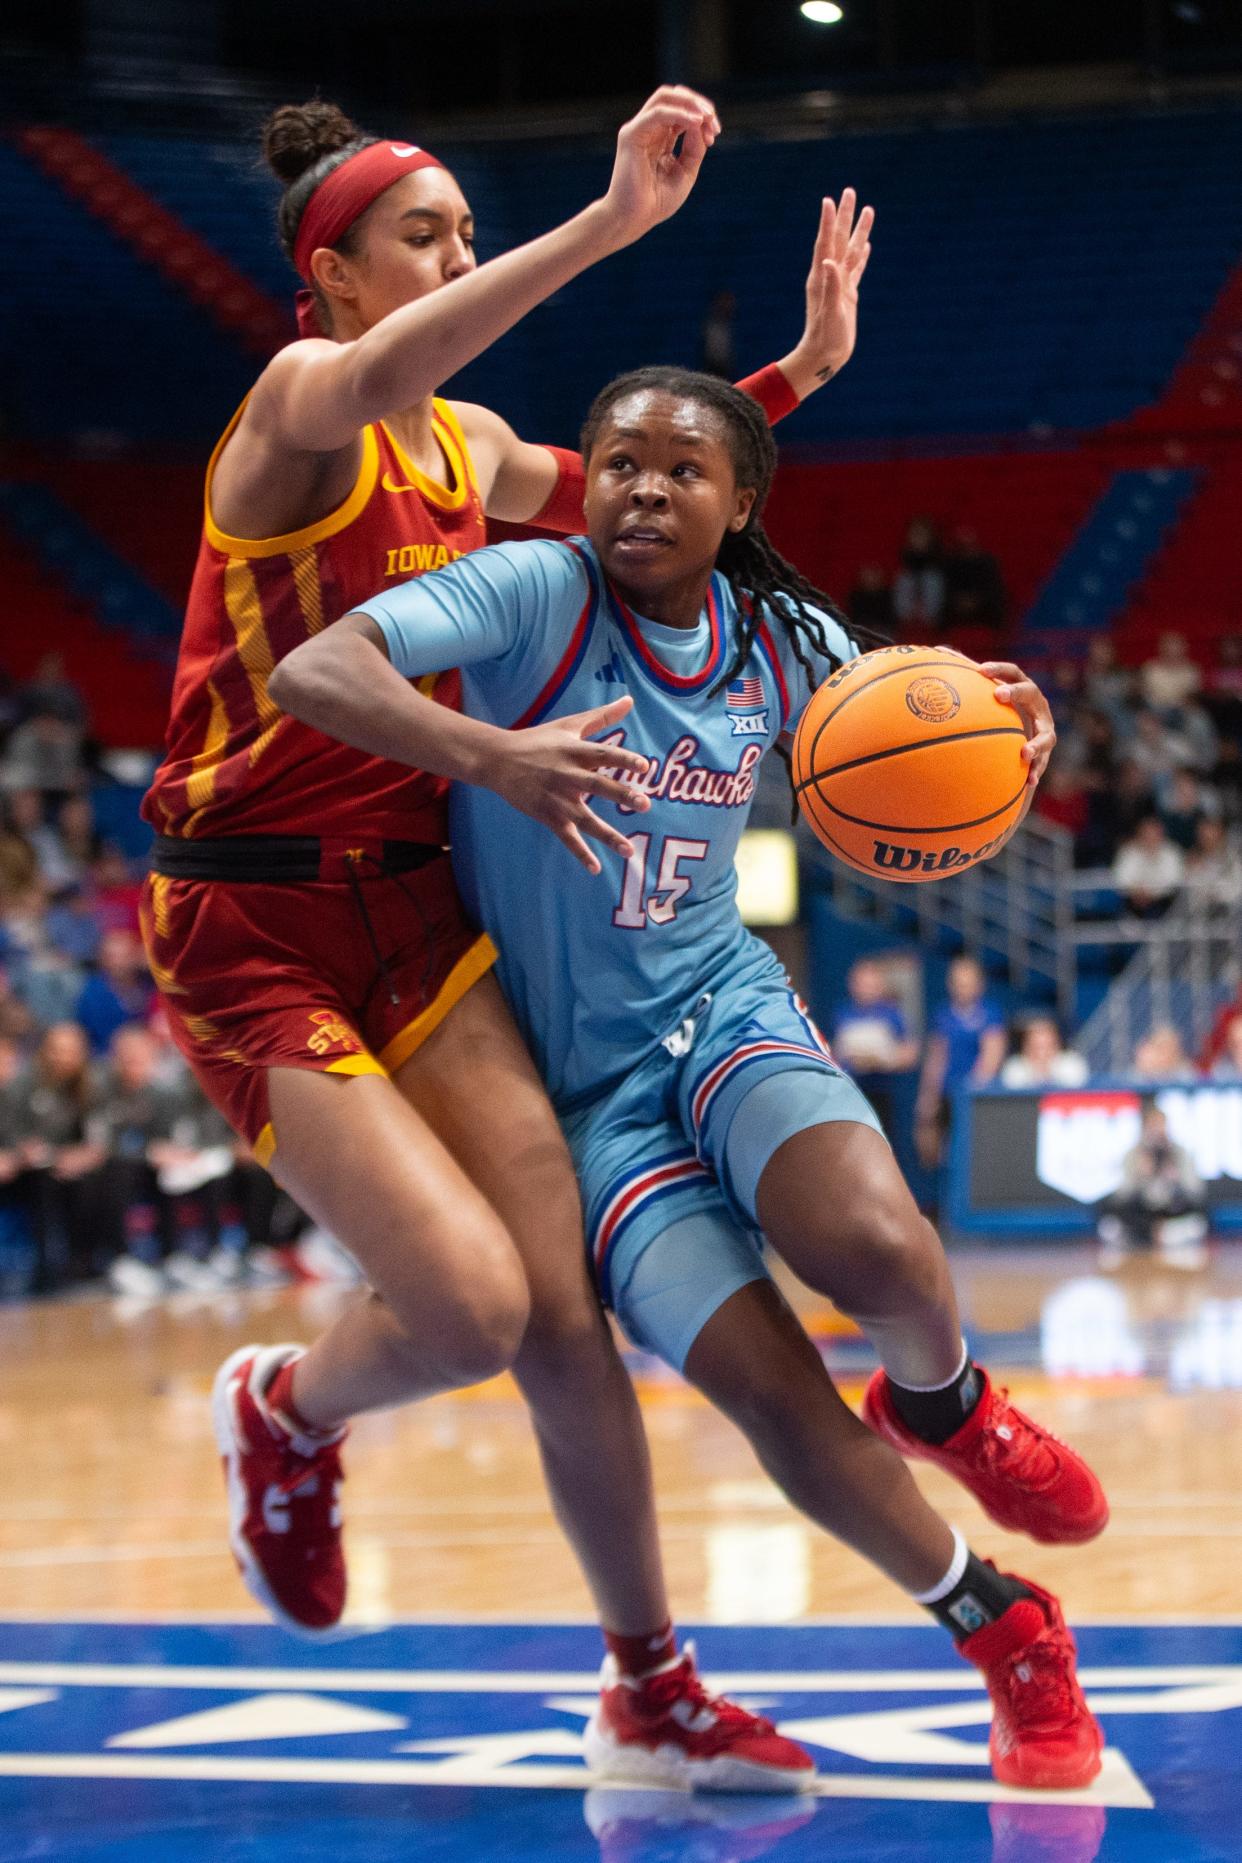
[862,1368,1108,1544]
[211,1343,348,1637]
[584,1646,817,1794]
[961,1576,1103,1790]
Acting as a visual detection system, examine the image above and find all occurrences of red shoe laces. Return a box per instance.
[976,1390,1065,1488]
[274,1438,342,1501]
[1001,1635,1079,1731]
[640,1657,777,1742]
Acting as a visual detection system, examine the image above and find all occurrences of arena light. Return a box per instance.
[801,2,845,23]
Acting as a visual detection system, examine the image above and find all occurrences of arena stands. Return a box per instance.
[3,98,1242,1276]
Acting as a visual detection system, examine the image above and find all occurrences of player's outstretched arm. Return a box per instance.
[269,615,652,875]
[250,87,719,456]
[469,189,875,529]
[771,189,874,402]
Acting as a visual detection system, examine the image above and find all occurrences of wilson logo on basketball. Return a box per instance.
[871,828,1011,874]
[905,676,961,723]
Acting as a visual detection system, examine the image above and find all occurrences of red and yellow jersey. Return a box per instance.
[143,398,487,842]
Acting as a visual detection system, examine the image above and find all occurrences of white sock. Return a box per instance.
[890,1339,969,1393]
[911,1528,969,1604]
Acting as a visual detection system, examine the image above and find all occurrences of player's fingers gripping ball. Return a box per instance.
[792,646,1028,881]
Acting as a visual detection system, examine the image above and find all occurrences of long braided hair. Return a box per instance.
[579,366,890,702]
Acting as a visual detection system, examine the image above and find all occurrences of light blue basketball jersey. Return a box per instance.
[355,536,858,1109]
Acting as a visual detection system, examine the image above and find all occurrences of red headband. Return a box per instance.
[292,140,445,285]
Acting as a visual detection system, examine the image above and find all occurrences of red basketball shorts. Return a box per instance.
[139,849,496,1169]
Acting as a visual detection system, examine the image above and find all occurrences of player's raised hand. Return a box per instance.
[978,659,1057,788]
[489,695,653,874]
[780,190,875,401]
[599,85,721,245]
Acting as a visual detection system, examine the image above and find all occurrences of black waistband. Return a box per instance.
[150,835,444,884]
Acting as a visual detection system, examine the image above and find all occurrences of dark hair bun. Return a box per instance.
[262,101,362,185]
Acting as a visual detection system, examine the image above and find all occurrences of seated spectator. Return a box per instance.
[92,1025,236,1297]
[1210,631,1242,698]
[1210,1012,1242,1081]
[1184,818,1242,913]
[12,914,86,1032]
[1211,734,1242,824]
[1112,816,1184,919]
[1076,755,1153,868]
[0,708,84,799]
[829,956,917,1139]
[1133,1023,1195,1082]
[0,966,34,1046]
[19,792,86,896]
[12,1021,105,1287]
[1130,708,1185,784]
[18,652,88,731]
[1081,635,1134,724]
[0,1032,31,1296]
[155,1079,276,1285]
[915,954,1006,1168]
[0,1032,21,1188]
[0,792,39,902]
[1040,657,1083,730]
[847,563,896,634]
[1096,1105,1208,1271]
[46,883,103,968]
[1033,763,1088,837]
[88,844,142,935]
[1163,701,1218,776]
[90,1024,183,1296]
[1140,631,1201,714]
[942,525,1006,632]
[41,794,101,896]
[1202,631,1242,737]
[1157,767,1219,852]
[893,517,946,638]
[1063,706,1118,786]
[75,927,155,1055]
[1111,758,1158,847]
[1000,1015,1089,1089]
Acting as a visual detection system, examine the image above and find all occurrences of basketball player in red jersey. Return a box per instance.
[142,95,873,1788]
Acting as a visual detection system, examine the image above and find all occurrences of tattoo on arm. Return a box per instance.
[816,364,836,382]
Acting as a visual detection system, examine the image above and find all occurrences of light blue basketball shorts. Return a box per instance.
[562,970,884,1373]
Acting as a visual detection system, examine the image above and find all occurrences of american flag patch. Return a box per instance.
[726,676,765,711]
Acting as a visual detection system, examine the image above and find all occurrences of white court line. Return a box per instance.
[0,1748,1151,1810]
[4,1491,1241,1524]
[0,1662,1237,1695]
[5,1612,1242,1627]
[5,1517,1242,1567]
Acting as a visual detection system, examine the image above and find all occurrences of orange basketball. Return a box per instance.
[791,646,1029,882]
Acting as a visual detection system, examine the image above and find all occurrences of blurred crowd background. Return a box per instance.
[3,0,1242,1296]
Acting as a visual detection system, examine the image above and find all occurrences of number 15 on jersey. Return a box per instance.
[613,833,708,930]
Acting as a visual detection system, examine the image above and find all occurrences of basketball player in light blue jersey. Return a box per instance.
[275,366,1105,1791]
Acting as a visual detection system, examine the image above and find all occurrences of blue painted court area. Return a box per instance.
[0,1620,1239,1862]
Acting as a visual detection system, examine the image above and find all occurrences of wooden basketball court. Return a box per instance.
[1,1244,1239,1861]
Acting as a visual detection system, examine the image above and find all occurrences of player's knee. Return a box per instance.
[381,1227,531,1386]
[432,1273,531,1385]
[841,1204,945,1309]
[513,1289,610,1393]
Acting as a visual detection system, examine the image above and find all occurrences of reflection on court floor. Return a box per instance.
[0,1619,1239,1861]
